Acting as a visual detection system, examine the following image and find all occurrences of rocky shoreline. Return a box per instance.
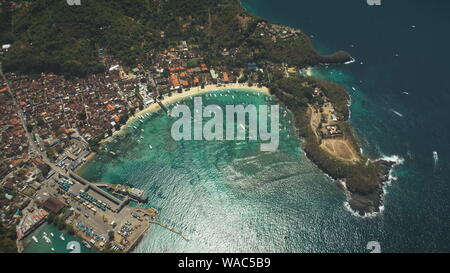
[345,160,395,216]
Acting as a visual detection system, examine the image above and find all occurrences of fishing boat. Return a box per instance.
[59,234,65,241]
[82,240,92,249]
[32,236,38,243]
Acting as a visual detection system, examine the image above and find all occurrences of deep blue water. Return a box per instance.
[242,0,450,252]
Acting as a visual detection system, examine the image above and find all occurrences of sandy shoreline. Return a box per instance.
[100,84,270,144]
[74,152,97,174]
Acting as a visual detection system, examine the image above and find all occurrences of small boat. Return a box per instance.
[50,233,54,237]
[240,124,245,130]
[60,234,65,241]
[433,151,439,165]
[51,248,55,251]
[82,240,92,249]
[351,87,356,91]
[149,145,153,150]
[43,235,51,244]
[32,236,38,243]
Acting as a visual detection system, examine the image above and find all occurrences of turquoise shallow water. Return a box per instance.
[78,89,409,253]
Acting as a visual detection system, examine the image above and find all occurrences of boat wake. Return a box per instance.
[391,109,404,117]
[433,151,439,166]
[344,58,356,65]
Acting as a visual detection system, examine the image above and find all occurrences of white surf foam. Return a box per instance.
[345,58,356,65]
[343,154,404,218]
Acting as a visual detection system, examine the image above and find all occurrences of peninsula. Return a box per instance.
[0,0,392,253]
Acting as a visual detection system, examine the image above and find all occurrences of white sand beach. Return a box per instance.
[100,84,270,143]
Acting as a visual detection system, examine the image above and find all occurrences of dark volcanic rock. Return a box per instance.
[347,160,396,216]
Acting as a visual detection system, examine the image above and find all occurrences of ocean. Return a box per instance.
[38,0,450,253]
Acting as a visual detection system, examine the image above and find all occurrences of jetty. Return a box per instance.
[149,220,190,241]
[156,99,169,113]
[68,171,129,212]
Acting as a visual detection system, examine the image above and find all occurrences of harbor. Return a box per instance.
[23,223,96,253]
[21,165,161,252]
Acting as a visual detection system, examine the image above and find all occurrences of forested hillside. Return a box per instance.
[0,0,346,78]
